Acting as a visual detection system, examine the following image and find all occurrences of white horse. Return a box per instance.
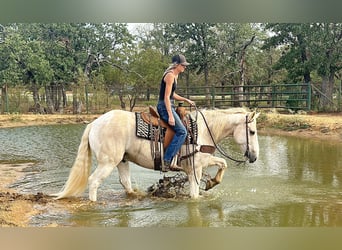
[52,108,260,201]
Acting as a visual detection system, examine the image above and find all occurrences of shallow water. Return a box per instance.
[0,124,341,227]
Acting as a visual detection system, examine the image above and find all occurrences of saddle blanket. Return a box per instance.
[135,112,198,144]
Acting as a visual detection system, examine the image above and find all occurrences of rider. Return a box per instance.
[157,54,195,172]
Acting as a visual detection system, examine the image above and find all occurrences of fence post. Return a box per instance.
[271,85,276,108]
[85,81,89,114]
[1,83,9,113]
[307,82,311,111]
[338,80,341,112]
[211,86,215,108]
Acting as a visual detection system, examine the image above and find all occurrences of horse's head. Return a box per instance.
[233,111,260,163]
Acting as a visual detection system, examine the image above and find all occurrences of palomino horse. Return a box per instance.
[52,108,260,201]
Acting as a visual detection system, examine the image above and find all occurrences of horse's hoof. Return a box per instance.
[205,180,213,191]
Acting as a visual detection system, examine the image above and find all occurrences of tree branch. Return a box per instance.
[0,24,5,44]
[102,59,146,83]
[241,35,256,51]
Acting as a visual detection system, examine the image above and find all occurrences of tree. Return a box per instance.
[128,48,165,108]
[10,23,134,113]
[211,23,269,107]
[137,23,171,56]
[308,23,342,110]
[100,47,165,111]
[5,23,72,113]
[163,23,218,105]
[263,23,342,111]
[262,23,313,83]
[0,25,53,113]
[0,27,22,113]
[2,22,340,113]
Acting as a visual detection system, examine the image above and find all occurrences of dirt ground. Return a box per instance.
[258,111,342,142]
[0,113,100,128]
[0,111,341,227]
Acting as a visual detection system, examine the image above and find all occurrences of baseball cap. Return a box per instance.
[172,54,190,66]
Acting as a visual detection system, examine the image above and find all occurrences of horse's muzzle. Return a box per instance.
[245,151,257,163]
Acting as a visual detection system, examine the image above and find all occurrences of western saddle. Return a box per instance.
[139,104,188,171]
[139,104,215,171]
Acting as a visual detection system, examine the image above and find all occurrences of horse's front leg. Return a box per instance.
[205,156,227,191]
[188,166,203,199]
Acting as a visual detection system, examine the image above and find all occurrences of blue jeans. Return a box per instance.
[157,101,187,163]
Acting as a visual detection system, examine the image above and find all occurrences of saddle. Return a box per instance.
[141,106,176,149]
[137,104,196,171]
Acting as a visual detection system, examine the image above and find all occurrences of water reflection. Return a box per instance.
[208,135,342,226]
[286,136,342,187]
[225,200,342,227]
[230,134,342,187]
[0,125,341,226]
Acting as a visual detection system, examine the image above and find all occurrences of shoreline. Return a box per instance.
[258,112,342,143]
[0,113,100,129]
[1,112,341,142]
[0,163,41,227]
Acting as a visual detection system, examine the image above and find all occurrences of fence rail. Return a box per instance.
[1,82,335,114]
[176,83,311,110]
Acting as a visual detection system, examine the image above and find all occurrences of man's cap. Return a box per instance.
[172,54,190,66]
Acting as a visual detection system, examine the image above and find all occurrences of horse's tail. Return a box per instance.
[52,123,93,199]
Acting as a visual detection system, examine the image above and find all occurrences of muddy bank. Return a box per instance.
[0,163,45,227]
[258,112,342,142]
[0,190,49,227]
[0,162,91,227]
[0,114,99,128]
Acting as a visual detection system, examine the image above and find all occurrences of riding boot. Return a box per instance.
[162,160,182,172]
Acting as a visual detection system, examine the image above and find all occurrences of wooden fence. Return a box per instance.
[2,82,341,114]
[173,83,312,110]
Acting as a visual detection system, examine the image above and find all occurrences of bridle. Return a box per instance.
[244,115,251,160]
[189,107,252,186]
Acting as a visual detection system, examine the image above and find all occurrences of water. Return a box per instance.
[0,125,341,227]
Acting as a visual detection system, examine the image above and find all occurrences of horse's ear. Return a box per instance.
[248,111,260,122]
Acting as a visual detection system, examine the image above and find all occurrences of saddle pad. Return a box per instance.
[135,112,197,144]
[135,112,166,140]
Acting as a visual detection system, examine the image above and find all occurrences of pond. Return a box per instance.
[0,124,341,227]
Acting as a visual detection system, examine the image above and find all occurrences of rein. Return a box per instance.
[244,115,250,159]
[196,108,248,164]
[180,106,250,188]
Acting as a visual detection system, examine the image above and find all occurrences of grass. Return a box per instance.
[261,113,311,131]
[8,113,23,123]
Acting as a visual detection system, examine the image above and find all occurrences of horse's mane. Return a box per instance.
[216,107,248,114]
[195,107,248,116]
[191,107,249,137]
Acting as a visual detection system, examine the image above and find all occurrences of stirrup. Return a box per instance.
[162,157,182,172]
[162,164,182,172]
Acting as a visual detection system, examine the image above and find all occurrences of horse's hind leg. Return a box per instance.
[88,160,117,202]
[117,160,134,195]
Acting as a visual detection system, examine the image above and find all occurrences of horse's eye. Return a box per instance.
[250,130,255,136]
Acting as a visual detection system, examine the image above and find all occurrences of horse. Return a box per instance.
[52,107,260,201]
